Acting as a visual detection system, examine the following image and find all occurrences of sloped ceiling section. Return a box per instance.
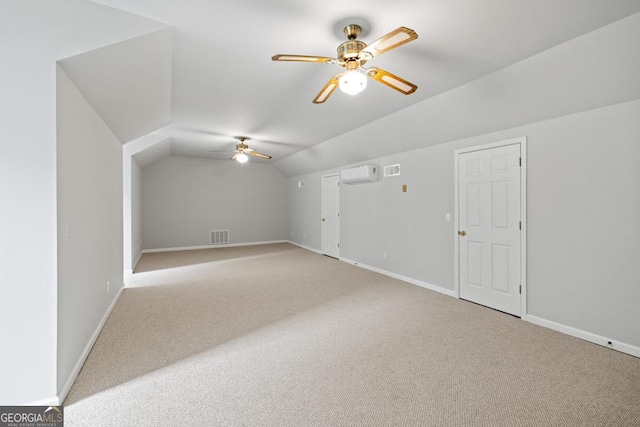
[91,0,640,164]
[58,28,172,144]
[131,136,172,169]
[273,11,640,176]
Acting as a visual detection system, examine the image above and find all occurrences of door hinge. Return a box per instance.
[519,221,521,230]
[519,284,522,294]
[338,212,340,217]
[337,243,340,248]
[519,157,521,167]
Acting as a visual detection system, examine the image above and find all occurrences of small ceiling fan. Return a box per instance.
[227,137,272,163]
[272,24,418,103]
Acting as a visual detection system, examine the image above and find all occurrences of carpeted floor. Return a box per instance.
[64,243,640,426]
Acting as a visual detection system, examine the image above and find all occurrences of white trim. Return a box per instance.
[287,240,322,255]
[453,149,460,298]
[520,139,528,320]
[527,315,640,359]
[320,173,341,258]
[340,257,455,297]
[453,136,527,319]
[57,286,124,404]
[455,137,526,154]
[141,240,287,254]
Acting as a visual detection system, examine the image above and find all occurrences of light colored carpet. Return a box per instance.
[64,243,640,426]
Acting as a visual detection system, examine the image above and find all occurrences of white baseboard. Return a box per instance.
[141,240,287,254]
[286,240,322,255]
[339,257,456,298]
[57,286,125,404]
[527,315,640,358]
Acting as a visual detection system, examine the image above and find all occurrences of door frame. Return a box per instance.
[320,173,340,258]
[453,137,528,319]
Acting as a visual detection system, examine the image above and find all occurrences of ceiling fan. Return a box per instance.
[272,24,418,103]
[230,137,272,163]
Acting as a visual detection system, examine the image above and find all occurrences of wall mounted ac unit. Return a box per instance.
[341,165,379,184]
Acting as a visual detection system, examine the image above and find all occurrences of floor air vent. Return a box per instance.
[210,230,229,245]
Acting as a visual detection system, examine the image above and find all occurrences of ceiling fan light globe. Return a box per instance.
[339,70,367,95]
[236,153,249,163]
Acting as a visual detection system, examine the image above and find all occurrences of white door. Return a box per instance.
[458,143,521,316]
[321,174,340,258]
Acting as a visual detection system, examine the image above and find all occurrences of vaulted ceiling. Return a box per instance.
[59,0,640,172]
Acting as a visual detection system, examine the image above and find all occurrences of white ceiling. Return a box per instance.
[72,0,640,169]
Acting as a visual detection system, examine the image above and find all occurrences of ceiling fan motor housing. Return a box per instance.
[271,23,418,103]
[338,40,367,64]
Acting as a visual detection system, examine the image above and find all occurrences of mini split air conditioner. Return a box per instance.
[341,165,379,184]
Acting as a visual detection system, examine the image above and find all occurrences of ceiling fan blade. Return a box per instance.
[367,67,417,95]
[360,27,418,59]
[313,74,340,104]
[250,151,272,159]
[272,54,335,64]
[231,153,239,160]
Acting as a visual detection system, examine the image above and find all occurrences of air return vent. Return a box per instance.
[384,164,401,177]
[210,230,229,245]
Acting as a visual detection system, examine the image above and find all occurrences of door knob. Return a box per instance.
[458,230,466,236]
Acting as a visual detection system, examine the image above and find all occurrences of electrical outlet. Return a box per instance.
[445,213,451,222]
[106,281,110,292]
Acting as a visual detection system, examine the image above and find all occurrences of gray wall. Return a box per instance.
[0,12,59,405]
[288,99,640,350]
[131,159,143,265]
[123,135,168,272]
[284,12,640,354]
[123,155,143,272]
[56,67,124,394]
[525,101,640,347]
[0,0,165,405]
[142,156,288,249]
[287,177,322,250]
[339,145,456,288]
